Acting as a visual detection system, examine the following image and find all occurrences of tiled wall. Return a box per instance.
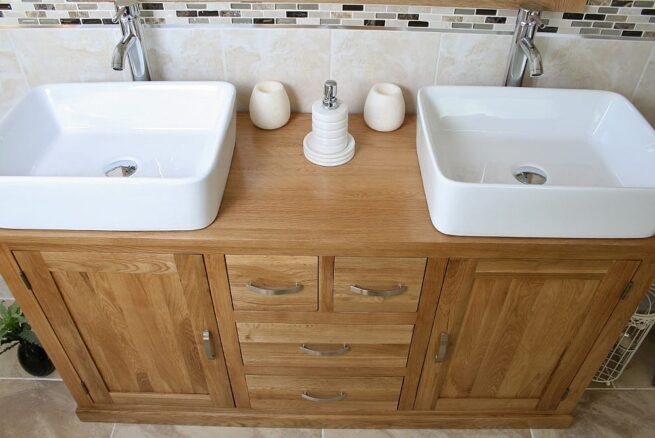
[0,2,654,124]
[0,1,654,39]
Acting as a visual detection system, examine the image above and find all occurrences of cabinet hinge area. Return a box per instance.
[81,382,90,395]
[19,271,32,291]
[560,388,570,401]
[620,281,634,300]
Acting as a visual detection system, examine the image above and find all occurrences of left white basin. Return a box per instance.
[0,82,236,231]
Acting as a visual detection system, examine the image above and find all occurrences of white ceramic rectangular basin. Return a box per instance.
[417,86,655,238]
[0,82,236,231]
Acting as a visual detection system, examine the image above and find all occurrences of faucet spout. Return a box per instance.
[519,37,543,77]
[504,8,544,87]
[111,1,151,81]
[112,33,135,71]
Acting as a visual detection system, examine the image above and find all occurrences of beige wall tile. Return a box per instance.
[0,30,29,119]
[632,45,655,127]
[436,34,512,86]
[113,423,321,437]
[145,28,225,81]
[222,28,330,113]
[330,29,440,114]
[0,380,113,437]
[525,35,653,98]
[9,28,128,87]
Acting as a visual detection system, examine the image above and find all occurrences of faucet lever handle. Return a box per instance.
[112,6,128,23]
[527,11,545,29]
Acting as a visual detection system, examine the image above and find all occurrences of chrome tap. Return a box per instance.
[112,1,151,81]
[505,8,545,87]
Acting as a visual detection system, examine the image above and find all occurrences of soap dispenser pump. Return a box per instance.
[303,80,355,167]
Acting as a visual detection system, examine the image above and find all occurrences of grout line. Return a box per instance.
[0,376,63,382]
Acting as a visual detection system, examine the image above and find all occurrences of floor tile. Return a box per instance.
[0,380,113,438]
[323,429,530,437]
[113,424,321,438]
[613,330,655,389]
[532,390,655,438]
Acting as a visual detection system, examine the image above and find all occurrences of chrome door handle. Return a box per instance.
[435,332,449,363]
[245,282,303,296]
[301,391,346,403]
[202,329,215,360]
[299,344,351,356]
[349,284,407,298]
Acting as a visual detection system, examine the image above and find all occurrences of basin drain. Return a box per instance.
[513,166,547,185]
[105,160,137,178]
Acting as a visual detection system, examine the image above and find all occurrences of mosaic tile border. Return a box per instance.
[0,1,653,39]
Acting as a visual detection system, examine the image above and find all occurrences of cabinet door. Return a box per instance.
[15,251,234,408]
[415,259,638,412]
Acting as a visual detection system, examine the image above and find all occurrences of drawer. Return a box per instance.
[246,375,403,412]
[237,323,413,370]
[241,343,410,369]
[333,257,427,313]
[226,255,318,311]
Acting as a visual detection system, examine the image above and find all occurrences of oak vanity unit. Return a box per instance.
[0,114,653,429]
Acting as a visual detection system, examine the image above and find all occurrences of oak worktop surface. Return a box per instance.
[1,113,653,258]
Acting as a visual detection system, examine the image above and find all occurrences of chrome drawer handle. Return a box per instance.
[202,329,215,360]
[435,332,449,363]
[349,284,407,298]
[300,344,351,356]
[301,391,346,403]
[245,281,303,296]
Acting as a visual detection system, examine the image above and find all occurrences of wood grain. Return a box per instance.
[226,255,318,311]
[15,251,234,408]
[77,406,573,429]
[1,115,653,261]
[205,254,251,408]
[236,323,414,344]
[415,258,636,412]
[246,375,403,412]
[333,257,426,313]
[399,257,447,410]
[319,256,335,312]
[0,246,93,407]
[42,252,177,274]
[241,343,410,368]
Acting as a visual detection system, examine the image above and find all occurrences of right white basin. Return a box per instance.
[416,86,655,238]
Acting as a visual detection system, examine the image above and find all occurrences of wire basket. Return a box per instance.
[593,282,655,386]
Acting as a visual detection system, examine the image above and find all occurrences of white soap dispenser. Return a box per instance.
[303,80,355,167]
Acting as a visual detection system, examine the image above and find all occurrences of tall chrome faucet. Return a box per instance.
[112,1,151,81]
[505,8,545,87]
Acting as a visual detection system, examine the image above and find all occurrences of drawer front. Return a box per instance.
[241,343,410,368]
[246,375,403,412]
[226,255,318,311]
[236,323,414,344]
[334,257,427,313]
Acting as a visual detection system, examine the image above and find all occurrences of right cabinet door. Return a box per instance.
[415,258,639,412]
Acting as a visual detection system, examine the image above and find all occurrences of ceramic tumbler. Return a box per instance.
[249,81,291,130]
[363,83,405,132]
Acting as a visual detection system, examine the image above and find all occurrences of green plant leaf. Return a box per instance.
[18,328,40,346]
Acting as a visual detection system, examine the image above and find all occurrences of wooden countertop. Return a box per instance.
[1,113,654,259]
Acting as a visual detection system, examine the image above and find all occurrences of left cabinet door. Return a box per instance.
[15,251,234,408]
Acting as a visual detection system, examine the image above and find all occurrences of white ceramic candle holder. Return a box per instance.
[363,83,405,132]
[249,81,291,130]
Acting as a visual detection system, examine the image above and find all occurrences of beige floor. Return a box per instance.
[0,298,653,437]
